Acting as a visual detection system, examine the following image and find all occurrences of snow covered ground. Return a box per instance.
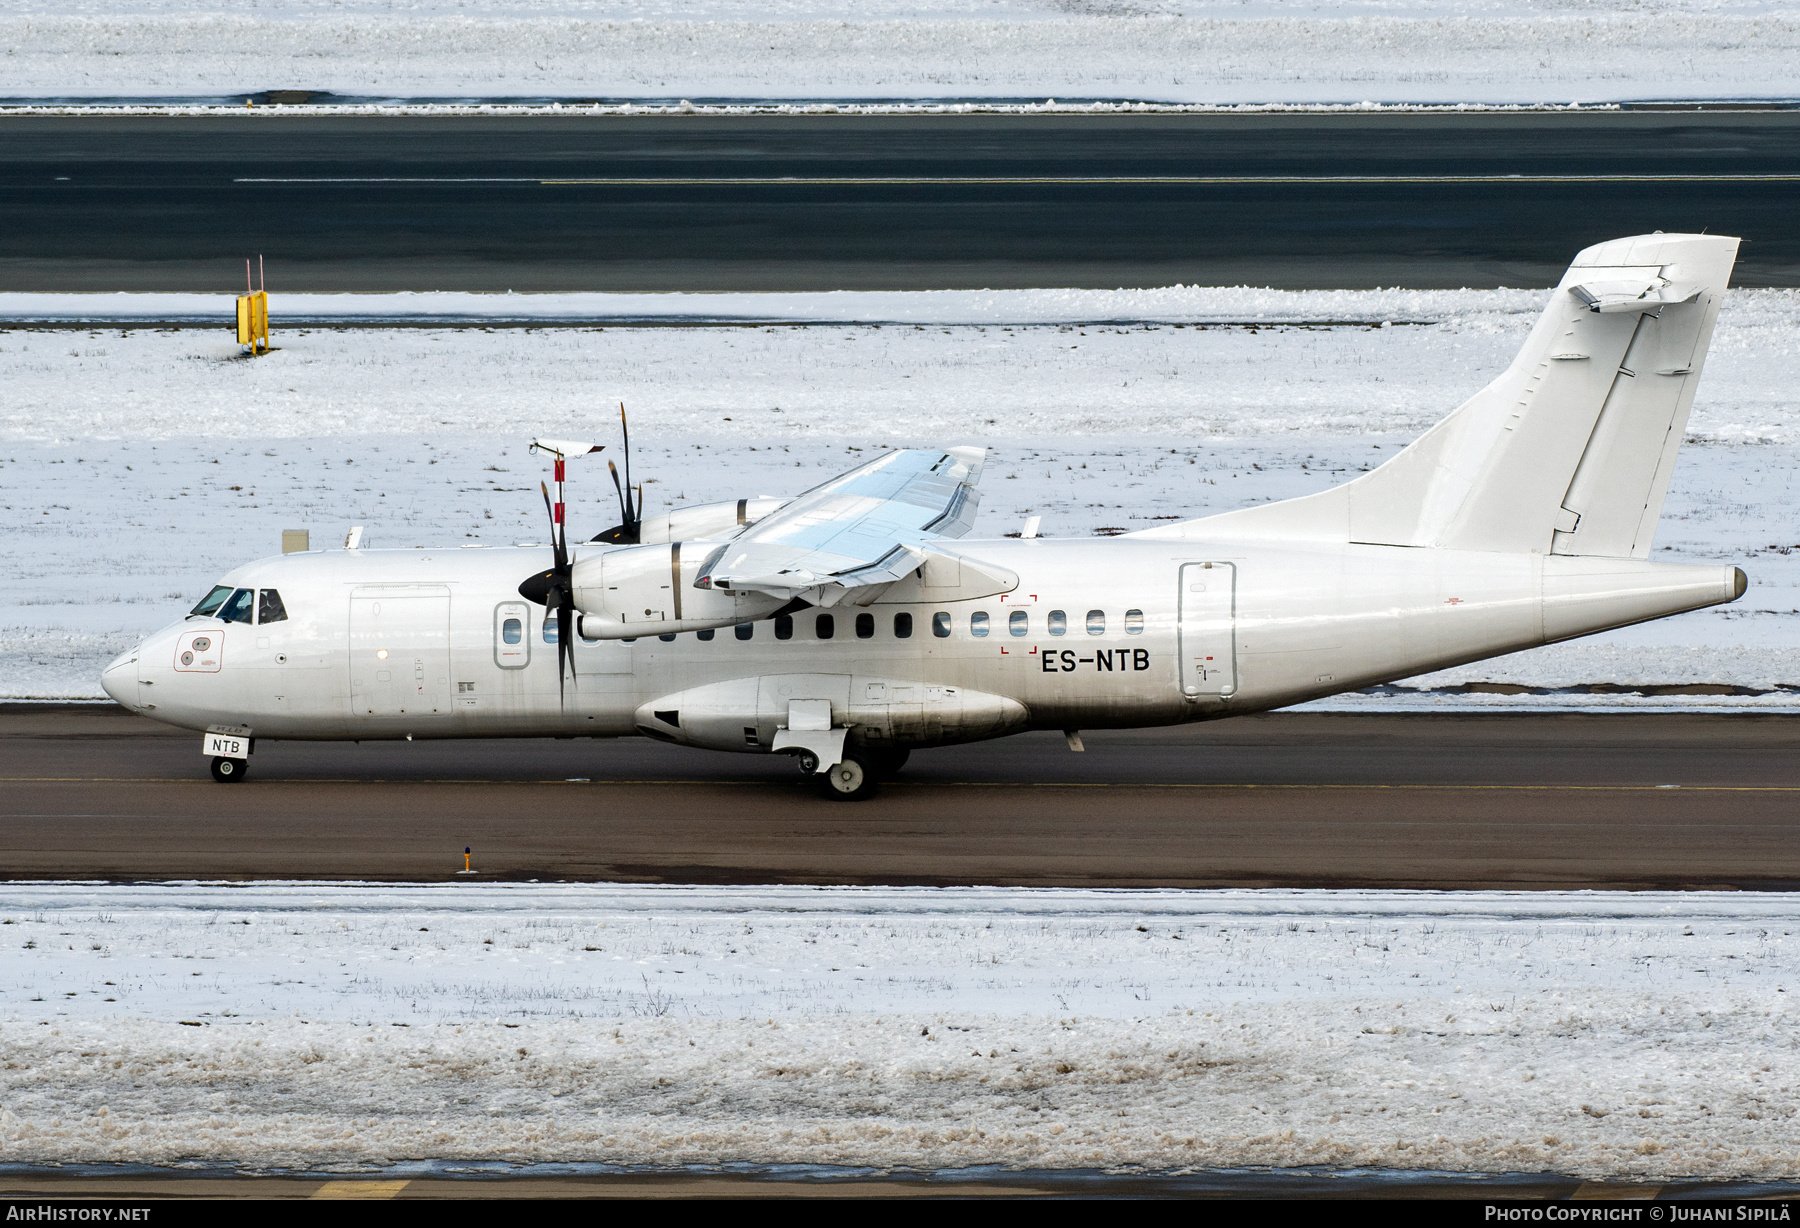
[1,285,1793,705]
[0,882,1794,1176]
[5,0,1800,105]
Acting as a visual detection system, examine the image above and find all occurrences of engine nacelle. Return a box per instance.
[638,497,787,545]
[570,542,785,638]
[633,673,1029,753]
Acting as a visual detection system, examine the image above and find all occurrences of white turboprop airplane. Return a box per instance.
[102,233,1748,798]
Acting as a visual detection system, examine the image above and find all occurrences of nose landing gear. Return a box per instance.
[209,756,248,783]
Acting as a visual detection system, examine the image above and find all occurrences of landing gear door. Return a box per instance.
[1178,562,1236,699]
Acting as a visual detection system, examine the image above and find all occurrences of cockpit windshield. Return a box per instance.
[189,585,232,617]
[218,588,256,624]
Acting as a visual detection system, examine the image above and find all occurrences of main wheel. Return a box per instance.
[209,756,248,783]
[861,748,911,779]
[820,754,878,801]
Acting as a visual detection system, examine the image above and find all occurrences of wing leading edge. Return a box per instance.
[698,446,987,606]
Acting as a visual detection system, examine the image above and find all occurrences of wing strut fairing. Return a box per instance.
[697,446,987,608]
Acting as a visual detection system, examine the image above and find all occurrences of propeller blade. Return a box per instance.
[558,597,578,703]
[607,461,628,524]
[619,404,633,521]
[540,481,567,570]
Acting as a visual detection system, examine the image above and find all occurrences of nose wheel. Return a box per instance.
[209,756,248,783]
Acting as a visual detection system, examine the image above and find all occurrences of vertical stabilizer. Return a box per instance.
[1143,233,1738,556]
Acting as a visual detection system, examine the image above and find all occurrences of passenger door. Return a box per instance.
[349,586,452,717]
[1177,562,1236,699]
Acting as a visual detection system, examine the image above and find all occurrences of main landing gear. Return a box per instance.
[800,747,910,801]
[209,756,248,783]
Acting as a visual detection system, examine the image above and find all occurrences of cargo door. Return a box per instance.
[349,586,452,717]
[1177,562,1236,699]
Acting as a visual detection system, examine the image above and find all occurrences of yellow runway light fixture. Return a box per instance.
[236,255,271,356]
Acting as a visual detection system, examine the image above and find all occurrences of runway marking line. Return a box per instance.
[236,175,1800,186]
[5,778,1800,792]
[310,1179,411,1200]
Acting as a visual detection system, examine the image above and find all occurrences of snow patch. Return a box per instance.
[5,2,1800,104]
[0,883,1795,1176]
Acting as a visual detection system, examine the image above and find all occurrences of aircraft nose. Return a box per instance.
[100,647,140,707]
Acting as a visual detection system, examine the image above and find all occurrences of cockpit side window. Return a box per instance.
[218,588,255,625]
[258,589,288,624]
[190,585,232,617]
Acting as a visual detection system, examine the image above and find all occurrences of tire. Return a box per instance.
[209,756,248,783]
[820,754,878,801]
[862,748,911,779]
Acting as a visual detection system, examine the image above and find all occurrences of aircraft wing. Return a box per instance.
[698,446,986,606]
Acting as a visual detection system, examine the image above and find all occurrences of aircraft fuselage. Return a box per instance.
[103,537,1742,754]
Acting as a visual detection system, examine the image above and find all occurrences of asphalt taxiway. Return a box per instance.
[3,704,1795,888]
[4,111,1800,291]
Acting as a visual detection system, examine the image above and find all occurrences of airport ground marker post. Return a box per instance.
[235,256,270,356]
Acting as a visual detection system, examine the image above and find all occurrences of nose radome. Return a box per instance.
[100,647,139,707]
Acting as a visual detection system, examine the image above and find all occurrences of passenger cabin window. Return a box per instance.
[1125,609,1145,635]
[219,588,255,625]
[1086,609,1106,636]
[775,615,794,640]
[697,628,715,641]
[1009,610,1028,636]
[190,585,232,617]
[659,633,676,642]
[735,622,754,641]
[855,613,874,639]
[816,614,835,640]
[1047,609,1066,636]
[931,612,951,638]
[894,612,913,639]
[502,618,523,645]
[257,589,288,624]
[970,611,990,637]
[543,616,559,643]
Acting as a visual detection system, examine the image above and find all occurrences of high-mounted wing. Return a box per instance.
[698,446,986,606]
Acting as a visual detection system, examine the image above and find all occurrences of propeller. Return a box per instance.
[590,404,643,544]
[516,438,603,705]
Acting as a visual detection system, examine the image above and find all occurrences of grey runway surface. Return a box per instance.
[4,112,1800,292]
[4,704,1797,888]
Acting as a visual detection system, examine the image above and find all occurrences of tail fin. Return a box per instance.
[1156,233,1738,556]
